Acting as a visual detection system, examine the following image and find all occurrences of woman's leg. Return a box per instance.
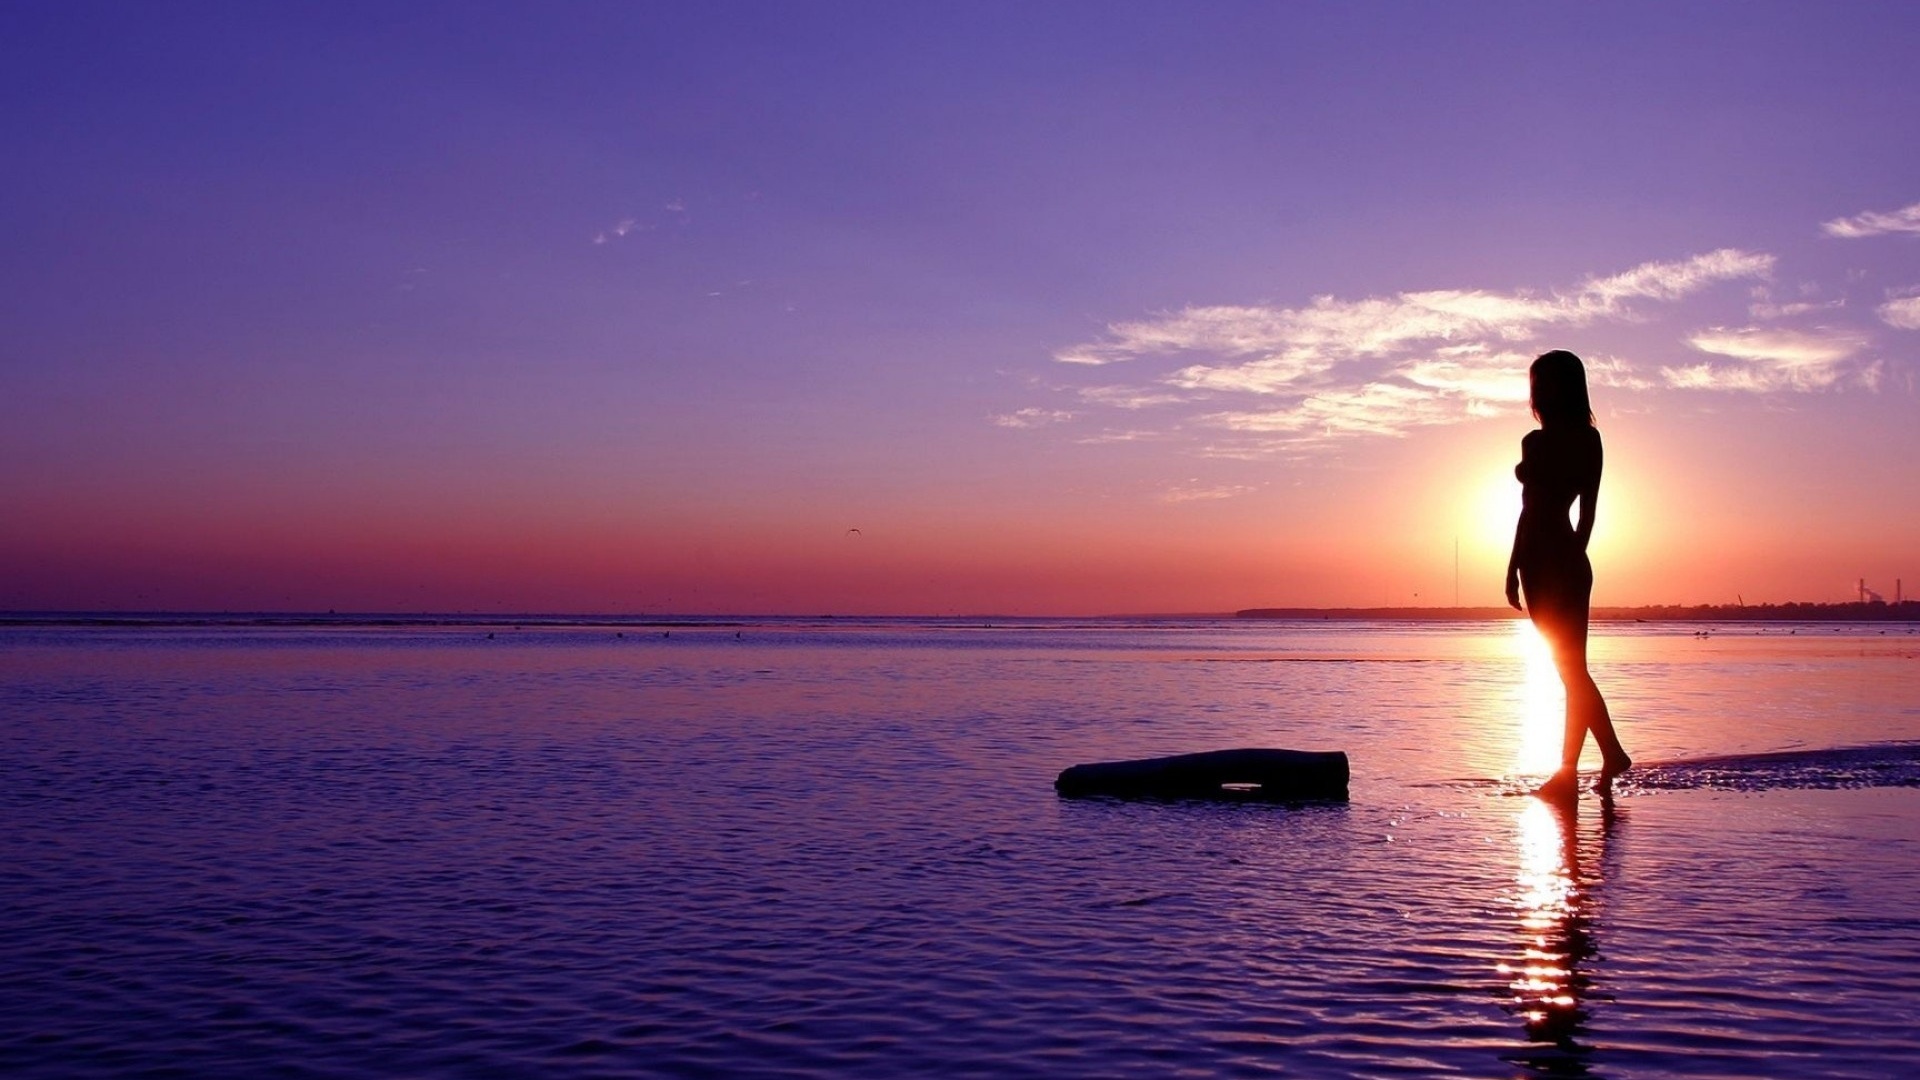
[1531,614,1585,799]
[1583,667,1630,776]
[1526,562,1628,797]
[1547,619,1630,781]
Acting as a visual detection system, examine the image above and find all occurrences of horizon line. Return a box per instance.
[4,599,1919,628]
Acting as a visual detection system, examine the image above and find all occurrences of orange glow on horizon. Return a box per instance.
[2,401,1910,615]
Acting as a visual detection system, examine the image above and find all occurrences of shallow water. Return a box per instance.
[4,618,1920,1077]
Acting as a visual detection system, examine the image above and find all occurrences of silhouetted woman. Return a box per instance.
[1506,350,1630,799]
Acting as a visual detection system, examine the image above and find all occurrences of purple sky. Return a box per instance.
[4,2,1918,613]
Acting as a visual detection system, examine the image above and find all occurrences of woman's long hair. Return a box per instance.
[1530,350,1595,428]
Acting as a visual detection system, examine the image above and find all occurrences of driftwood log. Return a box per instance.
[1054,748,1349,801]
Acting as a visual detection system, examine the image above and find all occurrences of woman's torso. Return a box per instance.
[1515,425,1601,559]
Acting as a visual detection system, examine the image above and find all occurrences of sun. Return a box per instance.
[1474,466,1523,556]
[1467,442,1645,576]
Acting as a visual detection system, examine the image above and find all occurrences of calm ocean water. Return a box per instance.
[4,618,1920,1078]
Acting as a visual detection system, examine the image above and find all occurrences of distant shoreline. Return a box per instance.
[1237,601,1920,622]
[3,601,1919,627]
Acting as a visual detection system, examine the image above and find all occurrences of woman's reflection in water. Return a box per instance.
[1501,792,1621,1074]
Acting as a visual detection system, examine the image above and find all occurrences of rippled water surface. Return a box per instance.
[5,618,1920,1077]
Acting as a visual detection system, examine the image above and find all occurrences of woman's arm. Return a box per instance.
[1505,518,1526,611]
[1575,432,1603,552]
[1506,432,1533,610]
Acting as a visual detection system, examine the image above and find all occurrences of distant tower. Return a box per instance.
[1860,578,1867,604]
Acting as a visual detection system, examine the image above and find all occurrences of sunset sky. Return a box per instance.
[4,2,1918,615]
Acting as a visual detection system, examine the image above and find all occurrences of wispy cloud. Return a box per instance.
[1056,250,1771,391]
[1394,347,1534,403]
[1658,363,1778,393]
[1747,284,1843,320]
[1585,354,1655,391]
[1749,298,1842,319]
[989,407,1075,429]
[1208,382,1464,441]
[1037,250,1770,449]
[593,217,648,245]
[1697,322,1858,365]
[1076,429,1165,445]
[1010,178,1920,466]
[1075,385,1187,409]
[1665,327,1869,391]
[595,201,692,244]
[1054,347,1122,366]
[1686,326,1861,366]
[1879,295,1920,330]
[1822,200,1920,239]
[1579,249,1778,306]
[1160,483,1256,503]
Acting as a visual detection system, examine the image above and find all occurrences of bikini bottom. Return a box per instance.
[1520,552,1593,641]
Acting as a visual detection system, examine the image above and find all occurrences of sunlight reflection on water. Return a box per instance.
[1503,797,1595,1062]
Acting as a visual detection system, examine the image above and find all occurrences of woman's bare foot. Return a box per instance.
[1601,751,1632,781]
[1534,768,1580,801]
